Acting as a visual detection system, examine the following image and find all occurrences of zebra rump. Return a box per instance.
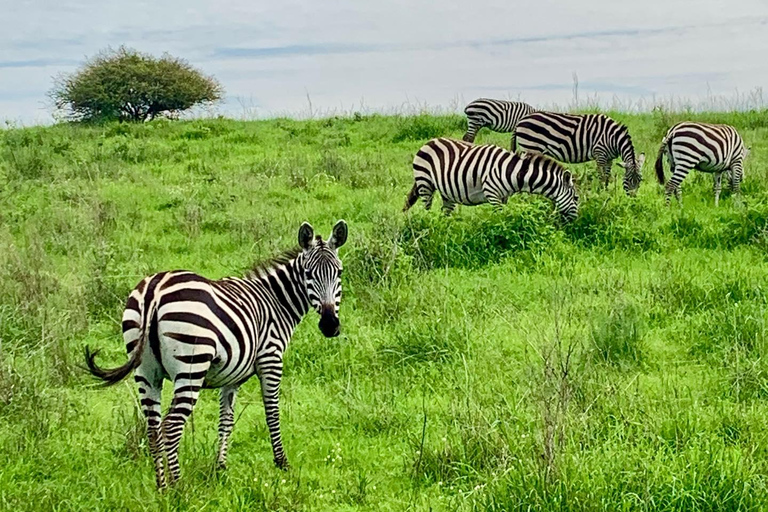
[463,98,536,144]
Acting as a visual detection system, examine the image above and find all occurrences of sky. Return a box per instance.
[1,0,767,124]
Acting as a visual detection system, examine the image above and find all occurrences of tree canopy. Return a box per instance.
[50,47,223,122]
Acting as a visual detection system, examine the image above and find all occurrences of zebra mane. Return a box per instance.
[247,246,302,278]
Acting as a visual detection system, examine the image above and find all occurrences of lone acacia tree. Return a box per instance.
[50,47,223,122]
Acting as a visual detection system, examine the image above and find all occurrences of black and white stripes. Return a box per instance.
[85,221,348,489]
[403,137,579,221]
[463,99,536,147]
[515,112,645,196]
[655,121,749,205]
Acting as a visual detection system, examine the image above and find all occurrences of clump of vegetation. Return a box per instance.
[590,301,647,367]
[391,114,464,142]
[49,46,223,122]
[401,201,559,269]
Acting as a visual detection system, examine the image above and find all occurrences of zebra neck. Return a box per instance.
[619,141,636,168]
[251,256,310,325]
[506,155,559,200]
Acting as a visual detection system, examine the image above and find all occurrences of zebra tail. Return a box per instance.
[654,140,666,185]
[84,333,145,386]
[403,182,420,212]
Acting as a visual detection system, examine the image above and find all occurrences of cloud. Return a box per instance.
[0,58,80,69]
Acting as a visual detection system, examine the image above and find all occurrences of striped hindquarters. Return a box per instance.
[123,271,269,389]
[412,137,510,206]
[463,99,536,141]
[664,122,745,174]
[515,111,587,162]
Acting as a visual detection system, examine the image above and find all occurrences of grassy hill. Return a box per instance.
[1,110,768,511]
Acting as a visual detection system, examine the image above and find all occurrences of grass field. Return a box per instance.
[1,109,768,511]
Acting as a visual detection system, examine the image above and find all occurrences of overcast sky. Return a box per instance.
[2,0,767,124]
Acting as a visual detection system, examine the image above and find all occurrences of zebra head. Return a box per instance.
[558,170,579,222]
[298,220,348,338]
[619,153,645,196]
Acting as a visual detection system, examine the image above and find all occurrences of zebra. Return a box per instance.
[514,112,646,196]
[84,220,348,489]
[463,98,536,148]
[654,121,749,206]
[403,137,579,222]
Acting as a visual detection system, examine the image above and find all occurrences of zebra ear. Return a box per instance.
[563,171,573,185]
[637,153,646,168]
[298,222,315,250]
[329,220,348,250]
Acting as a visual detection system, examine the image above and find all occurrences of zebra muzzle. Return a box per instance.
[318,307,340,338]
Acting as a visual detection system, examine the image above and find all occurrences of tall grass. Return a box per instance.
[1,112,768,511]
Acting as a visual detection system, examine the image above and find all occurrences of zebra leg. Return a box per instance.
[258,355,289,469]
[216,386,238,469]
[441,197,457,216]
[595,154,611,188]
[713,172,723,207]
[665,165,689,205]
[162,376,205,485]
[463,120,479,142]
[482,182,505,212]
[730,162,744,201]
[510,134,516,152]
[419,185,435,211]
[136,374,166,489]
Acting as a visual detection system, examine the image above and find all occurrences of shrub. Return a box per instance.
[391,114,463,142]
[50,46,223,122]
[401,203,559,269]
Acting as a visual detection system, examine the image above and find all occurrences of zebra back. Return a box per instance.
[515,111,643,194]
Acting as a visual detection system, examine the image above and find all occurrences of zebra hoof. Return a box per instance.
[215,461,227,471]
[274,457,290,471]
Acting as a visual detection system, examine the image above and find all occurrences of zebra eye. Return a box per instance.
[338,268,344,276]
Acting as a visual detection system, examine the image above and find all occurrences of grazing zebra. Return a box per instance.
[655,121,749,206]
[514,112,645,196]
[84,221,348,489]
[403,137,579,222]
[463,98,536,148]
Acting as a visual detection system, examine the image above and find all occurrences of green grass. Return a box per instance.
[1,109,768,511]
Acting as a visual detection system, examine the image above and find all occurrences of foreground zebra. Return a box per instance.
[514,112,645,195]
[403,137,579,221]
[463,98,536,147]
[655,122,749,206]
[85,221,348,488]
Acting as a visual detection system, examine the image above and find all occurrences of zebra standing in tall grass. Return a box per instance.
[514,112,646,196]
[403,137,579,221]
[85,221,348,489]
[462,98,536,148]
[655,121,749,206]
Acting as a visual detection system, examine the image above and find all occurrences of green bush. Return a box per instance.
[49,46,223,122]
